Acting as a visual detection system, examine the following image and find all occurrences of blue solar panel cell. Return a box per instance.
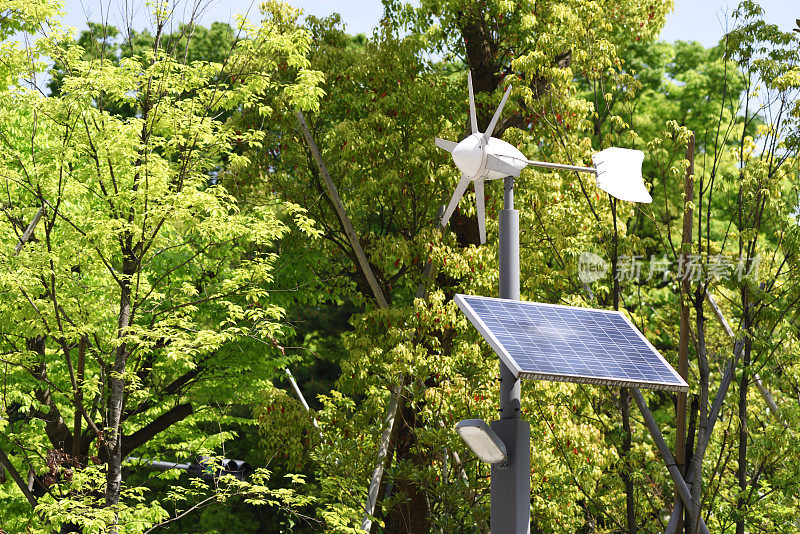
[454,294,688,392]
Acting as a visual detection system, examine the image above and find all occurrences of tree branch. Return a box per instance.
[0,445,37,507]
[121,403,194,458]
[121,367,203,424]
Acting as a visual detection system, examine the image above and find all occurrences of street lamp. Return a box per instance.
[435,73,653,534]
[456,419,508,466]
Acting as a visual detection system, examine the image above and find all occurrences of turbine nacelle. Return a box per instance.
[452,133,486,178]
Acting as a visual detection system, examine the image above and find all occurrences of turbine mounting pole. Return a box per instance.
[492,175,531,534]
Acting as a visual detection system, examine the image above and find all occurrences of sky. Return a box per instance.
[57,0,798,46]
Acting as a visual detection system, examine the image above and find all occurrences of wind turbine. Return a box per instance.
[435,73,651,244]
[435,72,526,244]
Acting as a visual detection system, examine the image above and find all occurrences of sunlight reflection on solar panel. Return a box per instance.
[455,294,688,392]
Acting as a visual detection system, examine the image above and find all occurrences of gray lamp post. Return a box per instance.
[492,174,530,534]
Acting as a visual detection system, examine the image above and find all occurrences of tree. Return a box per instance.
[0,1,323,531]
[585,2,800,531]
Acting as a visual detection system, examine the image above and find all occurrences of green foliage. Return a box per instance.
[256,386,319,471]
[0,1,323,531]
[3,0,800,532]
[253,1,800,533]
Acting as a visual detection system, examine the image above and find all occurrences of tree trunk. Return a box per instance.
[677,134,694,534]
[73,336,86,459]
[735,286,751,534]
[690,288,709,534]
[610,198,636,534]
[105,242,135,523]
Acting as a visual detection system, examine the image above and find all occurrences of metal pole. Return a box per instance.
[499,176,521,417]
[525,159,597,174]
[125,457,191,471]
[491,176,530,534]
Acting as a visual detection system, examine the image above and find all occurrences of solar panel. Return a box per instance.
[455,294,688,392]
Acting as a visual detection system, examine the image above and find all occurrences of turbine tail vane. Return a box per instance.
[591,148,651,204]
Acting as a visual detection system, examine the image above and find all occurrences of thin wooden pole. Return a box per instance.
[676,133,694,481]
[295,111,389,309]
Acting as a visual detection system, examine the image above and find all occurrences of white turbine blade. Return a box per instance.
[468,72,478,135]
[441,174,472,227]
[475,178,486,244]
[435,137,458,153]
[485,154,521,177]
[483,85,512,142]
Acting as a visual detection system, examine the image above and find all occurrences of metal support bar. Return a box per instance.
[285,368,311,411]
[285,368,319,428]
[293,112,404,531]
[295,111,389,309]
[361,385,401,531]
[149,460,192,471]
[526,159,597,174]
[664,500,683,534]
[631,389,710,534]
[705,292,784,425]
[125,457,191,471]
[663,329,743,533]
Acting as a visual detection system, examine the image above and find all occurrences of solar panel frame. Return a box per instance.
[454,294,688,392]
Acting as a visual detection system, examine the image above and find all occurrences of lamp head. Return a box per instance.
[456,419,508,465]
